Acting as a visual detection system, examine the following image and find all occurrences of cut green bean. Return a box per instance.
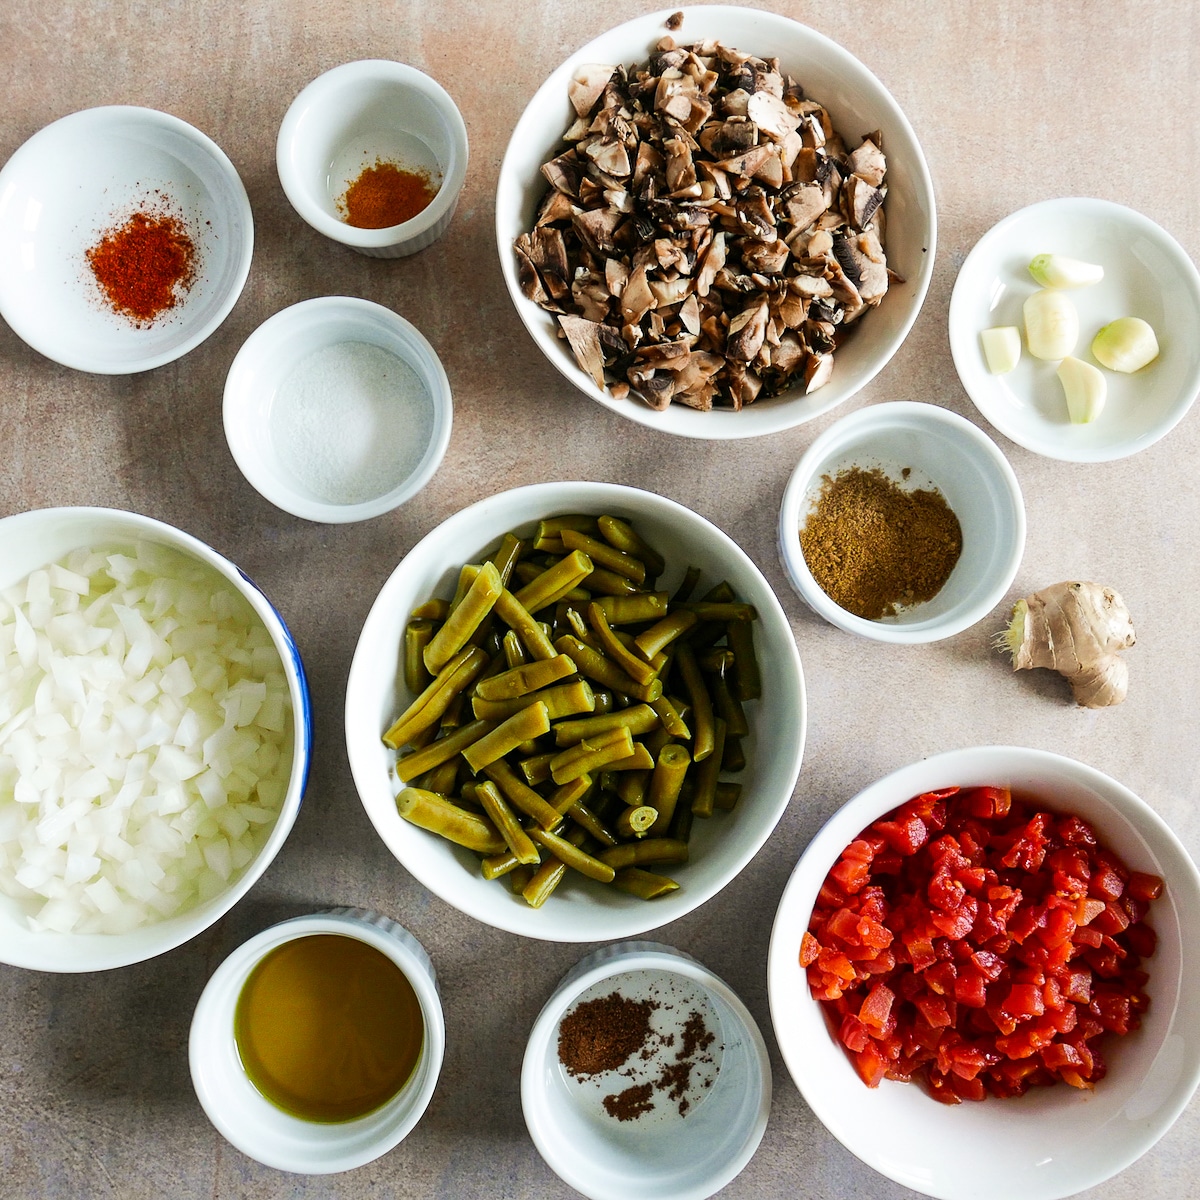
[550,725,635,785]
[633,610,698,661]
[488,532,527,588]
[424,561,503,674]
[476,652,578,700]
[675,642,714,762]
[711,668,750,738]
[494,588,558,661]
[678,601,758,622]
[480,759,563,829]
[592,592,670,624]
[691,717,727,818]
[715,781,742,811]
[472,678,595,722]
[616,805,658,839]
[553,704,660,747]
[647,743,691,836]
[673,566,701,603]
[566,799,619,847]
[555,635,663,703]
[481,849,524,881]
[518,751,556,787]
[415,757,459,795]
[616,768,650,806]
[529,827,616,882]
[650,694,690,740]
[404,619,435,695]
[560,529,646,585]
[612,867,680,899]
[502,629,528,669]
[586,602,658,686]
[383,645,489,749]
[598,838,689,870]
[607,744,655,772]
[462,702,551,773]
[722,736,746,772]
[727,619,761,701]
[411,598,451,621]
[548,775,594,815]
[514,550,593,613]
[476,781,540,865]
[395,718,496,783]
[522,858,566,908]
[597,514,666,578]
[584,567,642,597]
[396,787,506,854]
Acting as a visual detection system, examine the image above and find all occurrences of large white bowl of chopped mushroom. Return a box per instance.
[496,6,937,439]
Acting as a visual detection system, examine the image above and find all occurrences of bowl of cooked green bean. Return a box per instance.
[345,481,806,941]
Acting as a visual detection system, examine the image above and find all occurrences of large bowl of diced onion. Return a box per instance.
[345,481,806,942]
[767,746,1200,1200]
[0,507,312,971]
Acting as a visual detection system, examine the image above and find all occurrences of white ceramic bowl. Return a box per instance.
[223,297,453,523]
[190,908,445,1173]
[496,5,937,440]
[345,481,806,942]
[0,507,312,971]
[522,941,771,1200]
[948,198,1200,462]
[778,401,1025,642]
[768,746,1200,1200]
[0,106,253,374]
[277,60,469,258]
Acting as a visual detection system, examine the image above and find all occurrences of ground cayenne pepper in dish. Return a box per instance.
[803,785,1162,1103]
[338,160,438,229]
[799,465,962,620]
[85,209,197,325]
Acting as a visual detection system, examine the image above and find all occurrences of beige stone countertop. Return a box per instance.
[2,1,1199,1197]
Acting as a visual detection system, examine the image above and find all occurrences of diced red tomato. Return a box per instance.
[804,787,1162,1104]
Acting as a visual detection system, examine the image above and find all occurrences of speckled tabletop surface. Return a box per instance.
[3,2,1199,1197]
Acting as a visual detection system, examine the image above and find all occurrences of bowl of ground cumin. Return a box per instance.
[778,402,1025,642]
[0,106,252,373]
[522,940,771,1200]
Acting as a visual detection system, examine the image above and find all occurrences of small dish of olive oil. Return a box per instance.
[234,932,424,1123]
[191,910,444,1172]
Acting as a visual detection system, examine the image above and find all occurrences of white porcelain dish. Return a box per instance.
[948,197,1200,462]
[522,941,771,1200]
[223,297,453,523]
[768,746,1200,1200]
[277,60,469,258]
[345,481,806,942]
[0,507,311,972]
[778,401,1025,642]
[0,106,252,374]
[495,5,937,439]
[190,908,444,1173]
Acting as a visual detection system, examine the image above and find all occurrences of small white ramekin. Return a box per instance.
[189,908,445,1174]
[277,60,468,258]
[522,941,771,1200]
[223,296,453,524]
[778,401,1026,643]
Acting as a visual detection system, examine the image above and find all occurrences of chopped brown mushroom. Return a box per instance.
[517,41,891,410]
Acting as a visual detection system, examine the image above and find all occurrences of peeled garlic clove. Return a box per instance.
[1057,355,1107,423]
[1024,289,1079,359]
[1092,317,1159,372]
[1028,253,1105,289]
[980,326,1021,374]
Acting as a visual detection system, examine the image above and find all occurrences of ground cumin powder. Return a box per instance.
[799,466,962,620]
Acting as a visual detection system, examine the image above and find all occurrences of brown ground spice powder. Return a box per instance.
[800,466,963,620]
[557,992,656,1077]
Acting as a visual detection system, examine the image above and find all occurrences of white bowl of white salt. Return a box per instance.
[223,296,452,523]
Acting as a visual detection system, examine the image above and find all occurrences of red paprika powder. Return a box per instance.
[338,160,438,229]
[86,209,197,326]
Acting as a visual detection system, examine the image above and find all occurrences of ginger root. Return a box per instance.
[999,581,1135,708]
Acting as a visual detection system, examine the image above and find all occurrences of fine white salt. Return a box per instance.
[269,340,433,506]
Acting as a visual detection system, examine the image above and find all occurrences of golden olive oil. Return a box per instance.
[234,933,423,1122]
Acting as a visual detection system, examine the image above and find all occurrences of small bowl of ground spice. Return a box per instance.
[277,60,468,259]
[0,105,253,374]
[522,940,771,1200]
[779,402,1025,642]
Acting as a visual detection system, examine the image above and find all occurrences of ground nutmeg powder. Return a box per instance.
[799,465,963,621]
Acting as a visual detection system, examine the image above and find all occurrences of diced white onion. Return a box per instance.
[0,542,293,934]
